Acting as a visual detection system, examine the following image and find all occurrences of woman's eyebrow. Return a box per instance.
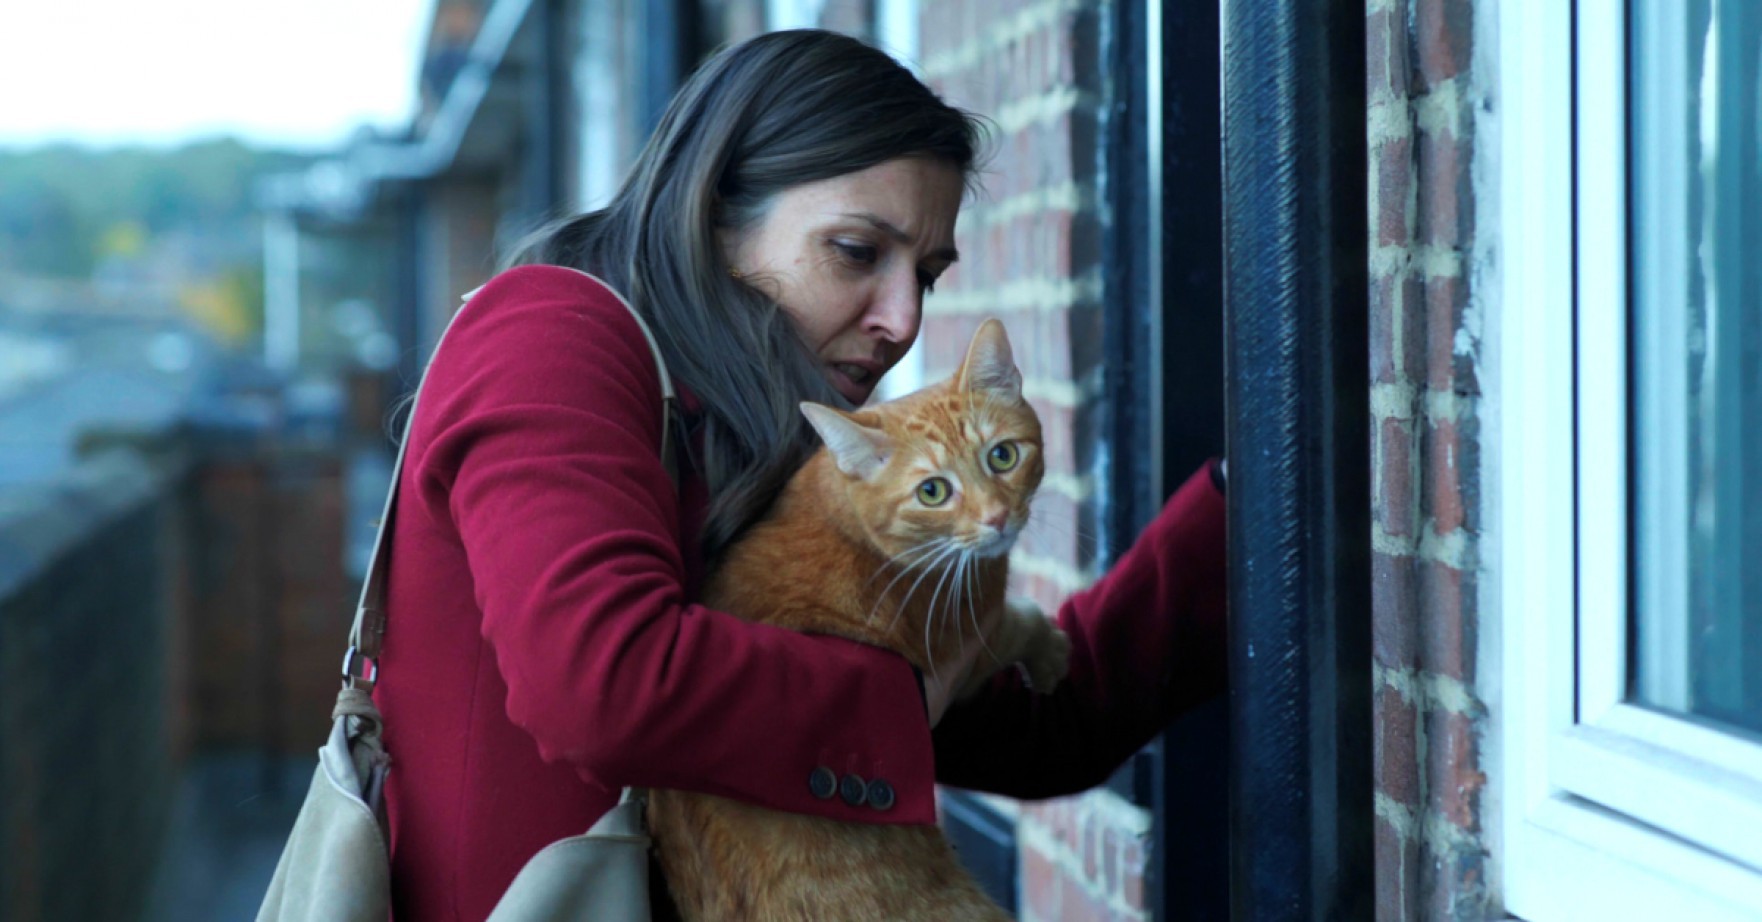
[840,211,960,262]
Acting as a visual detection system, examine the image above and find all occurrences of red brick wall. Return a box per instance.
[918,2,1146,920]
[919,0,1106,619]
[1367,0,1490,918]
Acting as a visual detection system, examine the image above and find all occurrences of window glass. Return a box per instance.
[1631,0,1762,736]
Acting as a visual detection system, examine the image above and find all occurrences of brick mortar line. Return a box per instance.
[1085,786,1154,836]
[1375,789,1420,840]
[1017,794,1152,910]
[928,268,1105,315]
[1368,95,1413,144]
[1038,471,1094,503]
[1375,661,1483,717]
[1370,244,1465,279]
[1373,521,1470,568]
[963,181,1095,230]
[1375,791,1483,855]
[992,86,1101,135]
[1010,549,1101,593]
[1023,364,1104,408]
[1423,388,1480,422]
[1414,77,1468,136]
[1371,382,1482,422]
[1369,78,1468,144]
[921,0,1089,80]
[1019,822,1127,911]
[1371,380,1421,419]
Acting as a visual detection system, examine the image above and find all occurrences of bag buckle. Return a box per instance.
[343,646,379,690]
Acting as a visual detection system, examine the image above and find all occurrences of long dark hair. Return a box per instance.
[508,29,987,560]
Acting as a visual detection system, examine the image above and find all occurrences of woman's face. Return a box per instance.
[726,156,964,406]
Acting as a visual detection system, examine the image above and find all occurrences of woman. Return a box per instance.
[375,28,1226,920]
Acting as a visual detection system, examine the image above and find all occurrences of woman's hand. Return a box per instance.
[921,599,1061,725]
[920,664,964,728]
[919,642,990,727]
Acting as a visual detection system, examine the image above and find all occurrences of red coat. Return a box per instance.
[376,265,1227,920]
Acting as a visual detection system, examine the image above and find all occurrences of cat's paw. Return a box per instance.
[1023,625,1071,694]
[1004,597,1046,623]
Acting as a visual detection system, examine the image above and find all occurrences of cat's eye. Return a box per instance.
[986,441,1021,473]
[916,477,952,506]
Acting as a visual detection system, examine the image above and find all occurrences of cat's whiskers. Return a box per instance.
[927,550,962,636]
[959,551,1001,668]
[865,538,949,625]
[862,538,943,594]
[1024,504,1097,544]
[945,549,973,631]
[888,541,966,679]
[922,547,966,677]
[881,540,960,632]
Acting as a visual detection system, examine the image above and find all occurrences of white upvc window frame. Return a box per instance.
[1496,1,1762,919]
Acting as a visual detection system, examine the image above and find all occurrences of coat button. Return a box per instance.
[866,778,896,811]
[839,773,868,807]
[809,766,837,800]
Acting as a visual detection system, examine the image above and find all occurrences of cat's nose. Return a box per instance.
[983,509,1009,531]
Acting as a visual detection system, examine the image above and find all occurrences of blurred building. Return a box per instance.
[0,291,355,919]
[3,0,1747,919]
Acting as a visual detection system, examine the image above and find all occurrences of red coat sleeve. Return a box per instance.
[409,265,937,824]
[931,461,1228,796]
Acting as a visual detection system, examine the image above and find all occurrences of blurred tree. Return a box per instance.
[98,221,150,260]
[0,182,96,276]
[0,138,307,281]
[177,263,265,347]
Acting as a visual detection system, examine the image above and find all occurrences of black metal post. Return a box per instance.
[1221,0,1372,918]
[1142,0,1229,917]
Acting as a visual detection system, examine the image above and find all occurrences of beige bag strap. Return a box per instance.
[344,268,681,689]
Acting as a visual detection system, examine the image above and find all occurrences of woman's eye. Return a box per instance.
[916,477,952,506]
[917,271,937,294]
[987,442,1020,473]
[833,241,878,265]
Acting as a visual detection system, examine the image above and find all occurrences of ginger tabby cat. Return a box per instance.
[647,318,1069,921]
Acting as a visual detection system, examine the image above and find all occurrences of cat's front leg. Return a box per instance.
[1004,598,1070,694]
[957,598,1071,698]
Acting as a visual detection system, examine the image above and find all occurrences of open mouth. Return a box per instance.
[829,362,875,404]
[833,362,872,385]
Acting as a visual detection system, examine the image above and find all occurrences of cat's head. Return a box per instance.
[801,318,1044,561]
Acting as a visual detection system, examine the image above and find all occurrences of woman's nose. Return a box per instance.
[864,271,922,346]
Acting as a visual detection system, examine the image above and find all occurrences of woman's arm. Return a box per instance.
[931,460,1228,797]
[412,265,937,824]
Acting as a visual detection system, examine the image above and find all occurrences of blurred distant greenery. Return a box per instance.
[0,137,308,279]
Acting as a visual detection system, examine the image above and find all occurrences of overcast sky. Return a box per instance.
[0,0,433,150]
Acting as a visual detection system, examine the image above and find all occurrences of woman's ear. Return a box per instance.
[716,225,744,278]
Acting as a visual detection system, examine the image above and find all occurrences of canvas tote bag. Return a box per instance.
[257,271,677,922]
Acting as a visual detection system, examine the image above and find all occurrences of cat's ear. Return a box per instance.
[801,402,893,479]
[957,318,1023,401]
